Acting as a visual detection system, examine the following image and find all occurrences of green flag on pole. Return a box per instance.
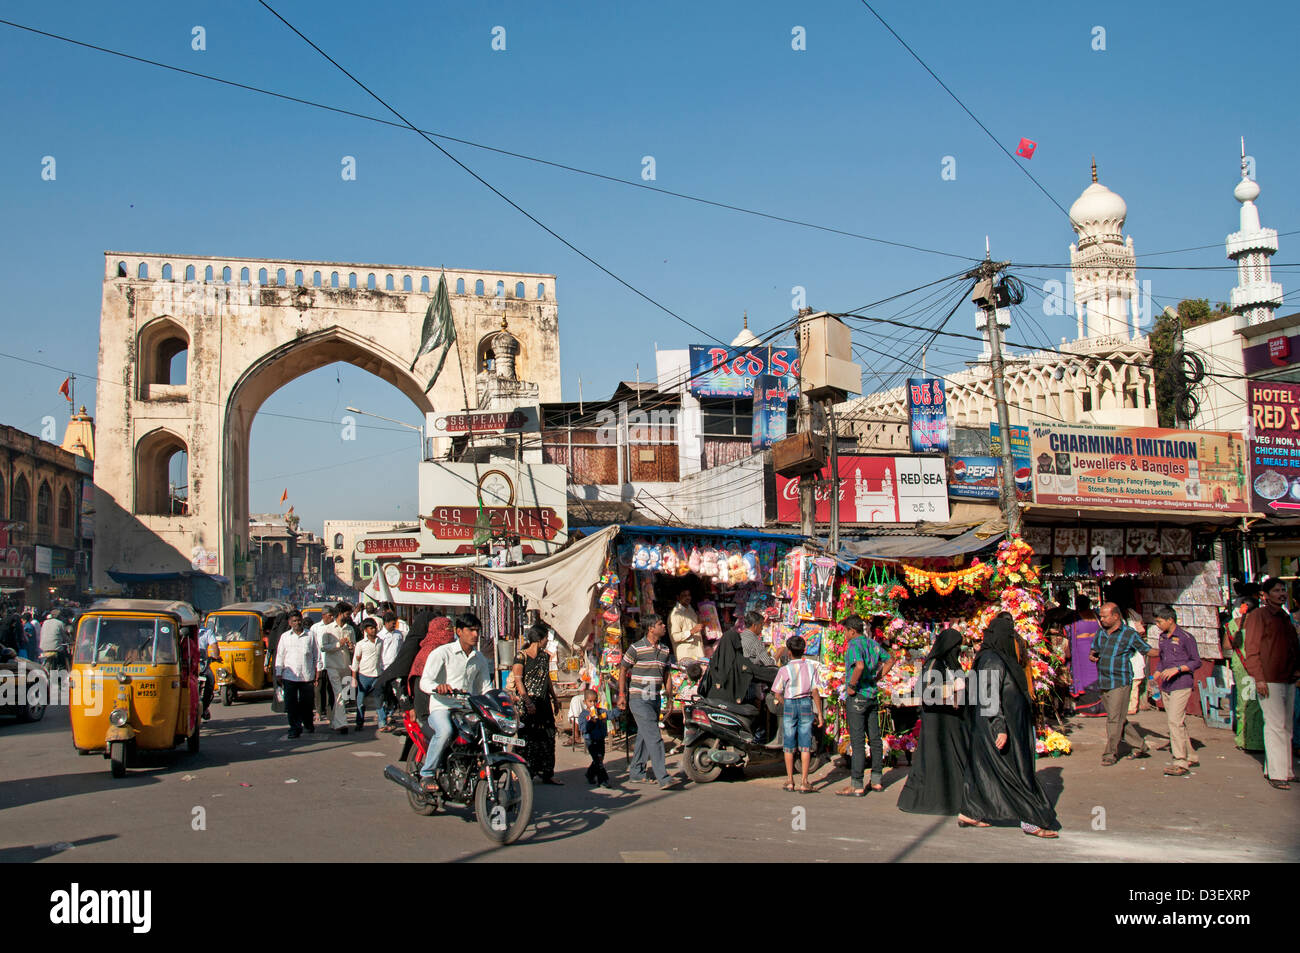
[411,272,457,392]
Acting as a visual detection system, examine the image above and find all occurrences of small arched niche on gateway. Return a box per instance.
[135,428,189,516]
[137,316,190,399]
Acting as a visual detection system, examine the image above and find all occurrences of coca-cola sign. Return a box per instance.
[776,455,949,524]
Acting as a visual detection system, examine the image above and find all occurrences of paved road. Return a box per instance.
[1,699,1296,863]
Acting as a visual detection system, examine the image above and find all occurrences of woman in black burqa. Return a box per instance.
[957,614,1060,838]
[897,627,968,816]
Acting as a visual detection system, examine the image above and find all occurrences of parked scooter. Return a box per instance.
[681,688,824,783]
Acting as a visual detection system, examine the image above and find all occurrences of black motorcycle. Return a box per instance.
[384,688,534,845]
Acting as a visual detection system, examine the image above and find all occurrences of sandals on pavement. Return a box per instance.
[957,816,991,828]
[835,787,866,797]
[1025,828,1060,839]
[1100,755,1117,766]
[1267,779,1291,790]
[783,782,797,792]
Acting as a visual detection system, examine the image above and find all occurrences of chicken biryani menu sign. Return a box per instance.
[1027,421,1248,513]
[1248,380,1300,516]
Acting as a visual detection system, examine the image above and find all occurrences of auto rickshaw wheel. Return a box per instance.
[110,741,127,778]
[223,686,236,706]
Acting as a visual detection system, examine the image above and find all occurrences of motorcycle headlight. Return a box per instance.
[109,708,129,727]
[493,715,518,735]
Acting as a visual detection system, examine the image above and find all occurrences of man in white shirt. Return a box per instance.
[309,606,337,720]
[419,613,493,791]
[669,590,705,663]
[274,609,321,738]
[351,619,383,731]
[375,611,406,731]
[313,607,353,733]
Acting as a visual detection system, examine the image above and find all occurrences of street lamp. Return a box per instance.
[345,406,427,459]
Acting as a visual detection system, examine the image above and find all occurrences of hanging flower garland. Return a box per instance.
[902,561,992,597]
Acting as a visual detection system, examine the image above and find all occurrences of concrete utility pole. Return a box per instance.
[827,401,840,553]
[970,246,1023,538]
[797,308,816,539]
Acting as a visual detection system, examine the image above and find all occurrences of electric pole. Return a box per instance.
[797,309,816,539]
[970,246,1023,538]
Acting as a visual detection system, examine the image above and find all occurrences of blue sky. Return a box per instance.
[2,0,1297,533]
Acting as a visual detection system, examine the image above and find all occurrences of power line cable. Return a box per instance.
[855,0,1071,220]
[0,16,979,265]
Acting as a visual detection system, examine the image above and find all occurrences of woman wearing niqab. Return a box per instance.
[957,615,1060,838]
[897,627,968,815]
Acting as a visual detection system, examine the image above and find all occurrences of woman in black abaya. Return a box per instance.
[957,615,1060,838]
[897,628,968,815]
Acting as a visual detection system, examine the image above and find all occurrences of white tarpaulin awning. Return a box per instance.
[472,524,619,646]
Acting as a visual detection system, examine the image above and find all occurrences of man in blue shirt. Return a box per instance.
[836,614,895,795]
[1091,602,1152,765]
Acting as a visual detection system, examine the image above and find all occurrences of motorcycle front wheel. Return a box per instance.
[474,761,533,845]
[683,740,723,783]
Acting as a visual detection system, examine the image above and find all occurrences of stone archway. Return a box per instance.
[93,253,562,599]
[221,326,436,579]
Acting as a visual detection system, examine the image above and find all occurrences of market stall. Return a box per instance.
[790,536,1073,764]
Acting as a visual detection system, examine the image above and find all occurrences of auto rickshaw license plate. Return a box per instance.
[491,734,522,747]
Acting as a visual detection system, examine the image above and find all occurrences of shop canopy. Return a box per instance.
[837,522,1003,563]
[108,569,231,585]
[1019,503,1265,526]
[473,524,620,647]
[570,523,805,543]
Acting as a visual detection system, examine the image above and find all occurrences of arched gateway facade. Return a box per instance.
[93,252,561,601]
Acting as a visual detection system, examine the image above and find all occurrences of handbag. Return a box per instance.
[271,681,286,713]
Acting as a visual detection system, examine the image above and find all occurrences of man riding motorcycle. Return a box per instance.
[38,610,71,670]
[417,613,493,793]
[197,621,221,720]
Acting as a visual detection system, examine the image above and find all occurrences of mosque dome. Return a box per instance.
[731,312,760,348]
[1069,159,1128,248]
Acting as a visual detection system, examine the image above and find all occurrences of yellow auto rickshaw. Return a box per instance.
[203,602,290,705]
[68,599,202,778]
[301,601,334,627]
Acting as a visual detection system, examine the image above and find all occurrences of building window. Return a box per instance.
[333,533,344,549]
[701,399,755,438]
[10,475,28,524]
[137,317,189,389]
[36,480,52,528]
[135,430,189,516]
[58,486,73,530]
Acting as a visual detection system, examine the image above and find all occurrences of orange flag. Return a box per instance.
[286,506,295,517]
[59,377,72,401]
[280,488,288,504]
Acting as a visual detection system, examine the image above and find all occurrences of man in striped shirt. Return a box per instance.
[1091,602,1152,765]
[772,634,823,792]
[617,614,683,789]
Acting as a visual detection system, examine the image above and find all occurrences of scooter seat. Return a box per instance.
[701,698,759,719]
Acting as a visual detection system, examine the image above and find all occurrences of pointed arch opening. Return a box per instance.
[135,428,189,516]
[137,316,190,396]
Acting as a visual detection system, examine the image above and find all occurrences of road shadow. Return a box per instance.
[1037,765,1065,808]
[0,767,163,811]
[0,834,118,863]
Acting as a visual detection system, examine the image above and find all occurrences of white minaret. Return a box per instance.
[1069,158,1140,340]
[1227,138,1284,327]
